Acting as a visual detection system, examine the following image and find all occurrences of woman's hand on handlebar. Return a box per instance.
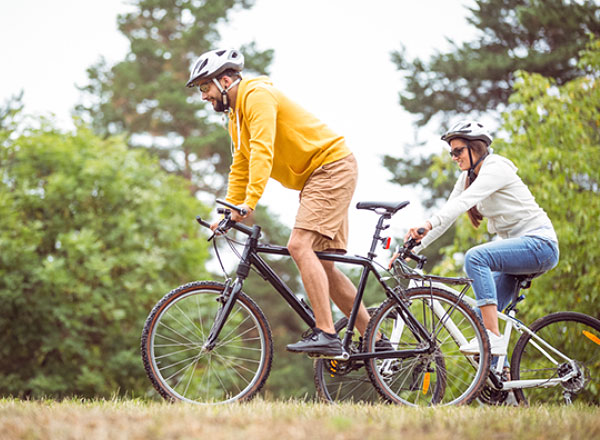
[388,222,432,269]
[404,221,432,242]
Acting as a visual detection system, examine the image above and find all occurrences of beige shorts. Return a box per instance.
[295,154,358,252]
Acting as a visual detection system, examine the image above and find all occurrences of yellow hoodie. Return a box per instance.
[225,76,351,209]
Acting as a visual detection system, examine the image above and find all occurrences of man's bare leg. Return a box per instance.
[320,259,370,336]
[287,228,335,334]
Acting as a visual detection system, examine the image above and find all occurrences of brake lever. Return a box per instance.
[207,210,233,241]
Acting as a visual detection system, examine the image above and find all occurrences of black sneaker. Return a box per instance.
[375,334,393,352]
[286,328,343,356]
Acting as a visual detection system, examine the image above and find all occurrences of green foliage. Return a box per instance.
[75,0,273,197]
[441,37,600,319]
[393,0,600,126]
[0,117,210,398]
[386,0,600,264]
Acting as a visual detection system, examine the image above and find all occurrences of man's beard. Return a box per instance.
[213,97,227,113]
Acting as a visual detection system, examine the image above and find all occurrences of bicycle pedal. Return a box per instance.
[308,351,350,361]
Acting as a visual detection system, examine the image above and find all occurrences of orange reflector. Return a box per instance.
[583,330,600,346]
[422,372,431,394]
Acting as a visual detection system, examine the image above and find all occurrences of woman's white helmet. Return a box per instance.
[186,49,244,88]
[441,120,493,146]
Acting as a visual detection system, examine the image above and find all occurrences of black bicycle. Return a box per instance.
[140,199,490,405]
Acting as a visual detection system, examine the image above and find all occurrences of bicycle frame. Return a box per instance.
[408,277,582,391]
[199,203,438,363]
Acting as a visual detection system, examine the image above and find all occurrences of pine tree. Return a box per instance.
[393,0,600,126]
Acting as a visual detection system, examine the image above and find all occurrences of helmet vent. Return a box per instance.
[195,59,208,74]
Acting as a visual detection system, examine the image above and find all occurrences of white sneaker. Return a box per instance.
[460,330,506,356]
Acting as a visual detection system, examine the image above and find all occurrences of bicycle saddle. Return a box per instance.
[356,201,410,214]
[515,273,540,290]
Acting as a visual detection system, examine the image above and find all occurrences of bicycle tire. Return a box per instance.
[511,311,600,405]
[364,287,491,406]
[313,309,382,403]
[141,281,273,404]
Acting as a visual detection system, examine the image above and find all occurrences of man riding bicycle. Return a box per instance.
[186,48,371,356]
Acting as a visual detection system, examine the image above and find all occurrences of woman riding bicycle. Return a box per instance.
[394,120,560,356]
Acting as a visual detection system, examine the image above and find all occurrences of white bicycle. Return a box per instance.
[394,250,600,406]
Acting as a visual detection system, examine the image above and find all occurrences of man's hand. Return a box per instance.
[231,204,253,222]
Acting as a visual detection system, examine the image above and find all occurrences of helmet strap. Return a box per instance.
[212,77,241,112]
[466,144,489,184]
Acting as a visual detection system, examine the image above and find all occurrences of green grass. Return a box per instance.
[0,398,598,440]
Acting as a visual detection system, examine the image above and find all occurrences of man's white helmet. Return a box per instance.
[441,120,493,146]
[186,49,244,88]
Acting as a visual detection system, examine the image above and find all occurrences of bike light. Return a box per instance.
[382,237,391,249]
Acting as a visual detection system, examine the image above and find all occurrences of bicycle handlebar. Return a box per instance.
[395,227,428,269]
[195,199,254,240]
[216,198,248,217]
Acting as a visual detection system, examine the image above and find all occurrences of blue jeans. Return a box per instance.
[464,236,559,310]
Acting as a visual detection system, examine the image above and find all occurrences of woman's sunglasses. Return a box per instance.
[449,146,467,158]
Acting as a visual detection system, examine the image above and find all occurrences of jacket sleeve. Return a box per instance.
[243,86,278,209]
[225,150,250,206]
[414,174,465,253]
[416,159,513,252]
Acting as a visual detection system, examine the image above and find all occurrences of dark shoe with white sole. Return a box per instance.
[286,328,343,357]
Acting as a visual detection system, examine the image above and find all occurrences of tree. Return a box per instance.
[393,0,600,127]
[75,0,273,197]
[438,37,600,320]
[0,117,210,398]
[385,0,600,264]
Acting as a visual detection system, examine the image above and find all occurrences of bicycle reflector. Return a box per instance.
[422,372,431,395]
[583,330,600,345]
[381,237,391,250]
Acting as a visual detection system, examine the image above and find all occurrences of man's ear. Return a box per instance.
[220,76,233,88]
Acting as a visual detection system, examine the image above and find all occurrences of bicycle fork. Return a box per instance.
[202,278,241,351]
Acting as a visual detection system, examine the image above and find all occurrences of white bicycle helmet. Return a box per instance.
[186,49,244,88]
[441,120,493,146]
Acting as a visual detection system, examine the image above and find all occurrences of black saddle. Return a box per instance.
[515,273,541,290]
[356,201,409,215]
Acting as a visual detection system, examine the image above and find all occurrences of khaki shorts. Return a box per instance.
[295,154,358,252]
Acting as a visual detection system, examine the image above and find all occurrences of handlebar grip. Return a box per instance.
[216,198,247,216]
[417,227,426,235]
[196,216,212,229]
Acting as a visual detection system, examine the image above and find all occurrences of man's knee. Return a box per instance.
[287,229,316,259]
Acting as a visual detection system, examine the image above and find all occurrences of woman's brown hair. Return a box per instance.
[462,139,489,228]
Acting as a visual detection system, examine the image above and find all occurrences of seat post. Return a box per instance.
[367,212,391,260]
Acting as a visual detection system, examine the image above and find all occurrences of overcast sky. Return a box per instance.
[1,0,477,256]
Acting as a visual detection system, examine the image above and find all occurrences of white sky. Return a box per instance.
[0,0,477,258]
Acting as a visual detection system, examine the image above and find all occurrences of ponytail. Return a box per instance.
[463,140,489,228]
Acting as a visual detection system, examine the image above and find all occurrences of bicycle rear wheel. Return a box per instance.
[313,310,382,403]
[511,311,600,405]
[364,287,490,406]
[141,281,273,404]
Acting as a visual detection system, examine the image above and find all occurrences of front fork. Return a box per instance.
[203,278,241,351]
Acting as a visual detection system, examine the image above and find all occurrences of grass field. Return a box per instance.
[0,398,599,440]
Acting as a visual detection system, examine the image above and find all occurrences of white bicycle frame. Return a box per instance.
[400,275,580,392]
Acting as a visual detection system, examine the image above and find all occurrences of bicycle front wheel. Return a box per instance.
[511,311,600,405]
[141,281,273,404]
[364,287,490,406]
